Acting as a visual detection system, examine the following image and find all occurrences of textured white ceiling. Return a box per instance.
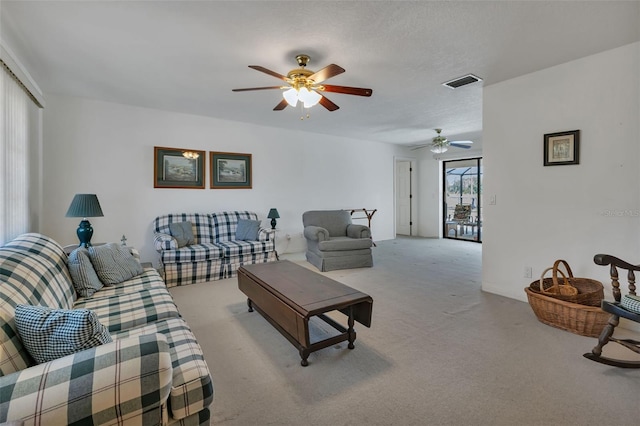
[2,1,639,149]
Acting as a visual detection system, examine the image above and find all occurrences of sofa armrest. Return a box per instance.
[304,226,330,242]
[257,228,272,242]
[0,334,172,425]
[154,232,177,251]
[347,224,371,239]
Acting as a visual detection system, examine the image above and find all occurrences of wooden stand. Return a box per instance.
[346,208,377,247]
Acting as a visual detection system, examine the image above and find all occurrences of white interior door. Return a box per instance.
[396,160,412,235]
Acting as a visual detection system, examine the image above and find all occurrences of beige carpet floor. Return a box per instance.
[169,237,639,426]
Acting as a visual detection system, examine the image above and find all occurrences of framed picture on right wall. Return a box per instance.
[543,130,580,166]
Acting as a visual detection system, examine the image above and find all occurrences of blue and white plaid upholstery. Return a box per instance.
[0,333,173,425]
[0,233,213,425]
[0,234,76,375]
[74,287,181,332]
[153,211,276,286]
[153,214,215,245]
[113,318,214,421]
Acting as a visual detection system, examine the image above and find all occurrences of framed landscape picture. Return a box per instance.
[210,151,252,189]
[543,130,580,166]
[154,146,205,189]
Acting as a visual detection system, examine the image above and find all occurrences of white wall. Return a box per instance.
[482,42,640,302]
[42,95,404,265]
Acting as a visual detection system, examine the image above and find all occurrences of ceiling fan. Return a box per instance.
[232,54,373,113]
[411,129,473,153]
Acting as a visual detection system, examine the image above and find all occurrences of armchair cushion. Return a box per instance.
[235,219,261,241]
[318,236,373,252]
[303,210,351,236]
[14,304,112,364]
[169,221,195,247]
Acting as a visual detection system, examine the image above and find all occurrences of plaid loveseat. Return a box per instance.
[153,211,277,287]
[0,233,213,425]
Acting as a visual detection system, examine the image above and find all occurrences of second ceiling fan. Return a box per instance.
[411,129,473,153]
[232,54,373,112]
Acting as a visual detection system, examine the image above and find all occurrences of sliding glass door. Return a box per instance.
[443,158,483,242]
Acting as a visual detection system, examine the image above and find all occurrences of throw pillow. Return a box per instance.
[14,304,112,364]
[236,219,261,241]
[68,247,104,297]
[88,243,144,285]
[169,221,195,248]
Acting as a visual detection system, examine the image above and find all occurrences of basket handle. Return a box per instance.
[539,266,569,294]
[552,259,575,290]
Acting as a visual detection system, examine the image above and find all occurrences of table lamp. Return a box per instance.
[267,208,280,230]
[65,194,104,247]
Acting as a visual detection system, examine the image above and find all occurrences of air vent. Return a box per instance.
[442,74,483,89]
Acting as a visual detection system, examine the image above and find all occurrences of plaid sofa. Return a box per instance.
[153,211,277,287]
[0,233,213,426]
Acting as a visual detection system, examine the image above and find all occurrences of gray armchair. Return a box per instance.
[302,210,373,272]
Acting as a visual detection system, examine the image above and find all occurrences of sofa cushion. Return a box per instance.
[216,240,275,258]
[153,213,214,244]
[74,287,181,333]
[159,243,224,264]
[169,221,195,247]
[112,318,214,420]
[235,219,261,241]
[85,268,167,300]
[68,247,103,297]
[210,211,258,242]
[14,304,112,364]
[318,236,373,251]
[88,243,144,285]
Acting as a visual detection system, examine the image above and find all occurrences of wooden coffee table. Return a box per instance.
[238,260,373,366]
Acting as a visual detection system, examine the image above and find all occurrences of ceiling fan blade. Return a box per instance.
[319,95,340,111]
[273,99,288,111]
[232,86,282,92]
[450,141,473,149]
[309,64,345,84]
[321,85,373,97]
[248,65,288,82]
[409,145,430,151]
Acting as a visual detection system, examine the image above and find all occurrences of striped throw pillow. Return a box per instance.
[88,243,144,285]
[14,305,112,364]
[68,247,103,297]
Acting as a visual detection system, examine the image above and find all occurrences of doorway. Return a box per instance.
[395,159,413,236]
[443,158,482,242]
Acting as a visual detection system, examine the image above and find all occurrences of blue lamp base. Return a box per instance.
[77,219,94,248]
[270,218,277,229]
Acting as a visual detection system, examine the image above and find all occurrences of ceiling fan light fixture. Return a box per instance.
[299,87,322,108]
[283,88,299,107]
[430,145,448,154]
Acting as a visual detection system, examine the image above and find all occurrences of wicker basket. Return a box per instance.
[528,259,604,307]
[524,287,610,337]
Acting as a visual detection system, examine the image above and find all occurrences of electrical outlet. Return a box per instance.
[489,195,497,205]
[524,266,532,278]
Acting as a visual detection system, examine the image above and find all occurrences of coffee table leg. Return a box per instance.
[247,298,254,312]
[347,306,355,349]
[300,349,309,367]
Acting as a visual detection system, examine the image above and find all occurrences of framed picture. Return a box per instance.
[543,130,580,166]
[154,146,205,189]
[210,151,252,189]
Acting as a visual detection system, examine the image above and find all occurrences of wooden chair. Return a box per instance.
[583,254,640,368]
